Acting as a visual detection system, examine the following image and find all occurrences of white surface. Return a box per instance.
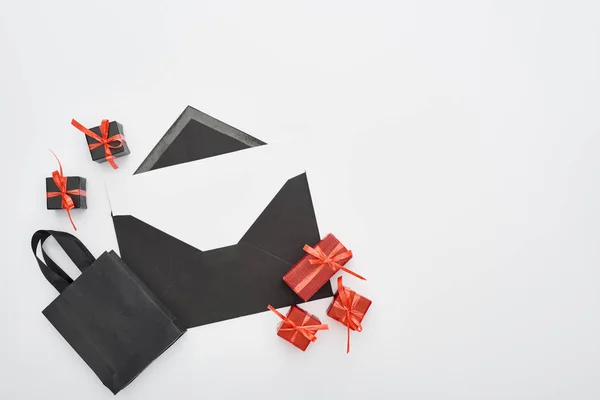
[108,141,310,250]
[108,140,365,252]
[1,1,600,399]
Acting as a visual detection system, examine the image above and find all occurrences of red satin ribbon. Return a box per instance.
[332,276,365,353]
[293,243,365,294]
[46,151,86,231]
[268,305,328,343]
[71,119,125,170]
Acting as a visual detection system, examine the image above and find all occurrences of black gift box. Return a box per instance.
[32,230,186,395]
[46,176,87,209]
[87,121,130,162]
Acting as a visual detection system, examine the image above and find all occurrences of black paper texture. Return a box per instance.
[33,231,185,395]
[134,106,265,173]
[113,173,333,328]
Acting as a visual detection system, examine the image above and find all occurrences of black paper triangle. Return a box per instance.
[241,173,321,264]
[135,106,266,173]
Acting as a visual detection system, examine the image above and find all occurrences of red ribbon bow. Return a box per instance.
[332,276,365,353]
[71,119,125,170]
[293,242,365,294]
[46,151,86,231]
[268,305,329,343]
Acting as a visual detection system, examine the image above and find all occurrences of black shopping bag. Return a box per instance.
[31,230,186,394]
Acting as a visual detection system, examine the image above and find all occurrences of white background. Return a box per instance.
[1,1,600,399]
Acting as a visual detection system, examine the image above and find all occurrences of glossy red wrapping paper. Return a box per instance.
[283,233,364,302]
[271,305,327,351]
[327,276,372,353]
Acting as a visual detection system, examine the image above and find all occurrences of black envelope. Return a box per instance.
[115,112,332,328]
[112,172,333,328]
[135,105,266,173]
[32,230,185,394]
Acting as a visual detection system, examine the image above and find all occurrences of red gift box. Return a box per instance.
[327,276,372,353]
[268,305,328,351]
[283,233,365,302]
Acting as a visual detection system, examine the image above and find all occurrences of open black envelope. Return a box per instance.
[111,141,334,329]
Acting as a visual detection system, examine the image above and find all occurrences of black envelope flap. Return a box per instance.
[240,172,321,264]
[150,119,252,171]
[135,106,266,173]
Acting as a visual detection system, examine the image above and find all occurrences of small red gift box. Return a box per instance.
[268,305,328,351]
[283,233,365,302]
[327,276,372,353]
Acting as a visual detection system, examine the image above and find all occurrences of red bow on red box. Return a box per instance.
[268,305,329,351]
[327,276,372,353]
[283,233,366,302]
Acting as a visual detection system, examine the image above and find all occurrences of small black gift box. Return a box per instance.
[46,151,87,230]
[87,121,130,162]
[32,230,186,394]
[71,119,130,169]
[46,176,87,209]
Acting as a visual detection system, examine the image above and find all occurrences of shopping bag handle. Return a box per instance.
[31,230,96,293]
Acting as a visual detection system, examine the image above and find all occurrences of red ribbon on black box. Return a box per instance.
[71,119,127,170]
[268,305,328,351]
[283,233,366,302]
[327,276,372,353]
[46,151,87,231]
